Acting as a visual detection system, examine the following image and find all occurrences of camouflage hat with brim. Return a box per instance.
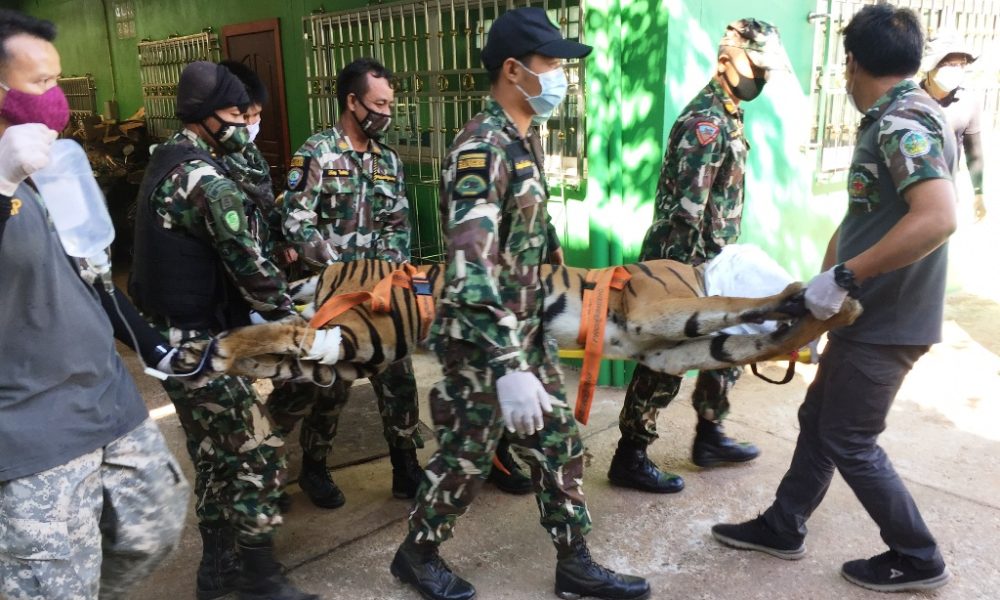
[921,29,978,73]
[719,18,791,73]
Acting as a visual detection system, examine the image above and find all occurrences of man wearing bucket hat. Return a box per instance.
[130,61,318,600]
[388,7,650,600]
[609,18,790,494]
[920,29,986,221]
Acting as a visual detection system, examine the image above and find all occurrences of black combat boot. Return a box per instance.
[486,437,533,495]
[237,540,319,600]
[390,447,425,499]
[390,533,476,600]
[298,455,346,509]
[196,524,240,600]
[555,538,651,600]
[691,416,760,467]
[607,438,684,493]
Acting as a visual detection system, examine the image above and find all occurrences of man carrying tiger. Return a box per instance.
[267,58,425,509]
[388,8,651,600]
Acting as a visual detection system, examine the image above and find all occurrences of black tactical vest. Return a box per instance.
[129,142,251,331]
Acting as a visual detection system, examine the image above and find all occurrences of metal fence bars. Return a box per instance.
[58,75,98,117]
[808,0,1000,182]
[303,0,585,263]
[138,30,221,140]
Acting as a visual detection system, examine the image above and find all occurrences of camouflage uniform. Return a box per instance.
[407,98,591,546]
[0,419,189,600]
[621,78,748,444]
[269,124,422,456]
[146,129,294,544]
[224,141,284,260]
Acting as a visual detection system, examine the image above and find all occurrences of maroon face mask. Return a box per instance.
[0,84,70,132]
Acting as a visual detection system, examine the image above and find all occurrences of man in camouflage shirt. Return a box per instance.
[714,6,955,593]
[267,58,426,510]
[130,61,317,600]
[609,18,790,494]
[389,9,650,600]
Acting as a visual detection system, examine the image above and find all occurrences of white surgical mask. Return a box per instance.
[247,120,261,143]
[931,65,964,93]
[515,61,568,122]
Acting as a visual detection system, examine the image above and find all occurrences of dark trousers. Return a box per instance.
[762,336,944,569]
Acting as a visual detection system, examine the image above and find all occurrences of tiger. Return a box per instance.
[173,252,862,387]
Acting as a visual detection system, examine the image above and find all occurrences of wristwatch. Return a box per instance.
[833,263,860,296]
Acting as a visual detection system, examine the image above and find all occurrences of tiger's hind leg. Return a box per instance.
[623,282,807,341]
[634,296,862,375]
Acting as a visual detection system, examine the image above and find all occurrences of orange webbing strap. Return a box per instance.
[309,290,376,329]
[573,266,632,425]
[309,264,436,339]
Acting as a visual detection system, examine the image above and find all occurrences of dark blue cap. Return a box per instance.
[480,7,593,70]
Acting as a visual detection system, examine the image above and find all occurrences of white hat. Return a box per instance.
[921,29,978,73]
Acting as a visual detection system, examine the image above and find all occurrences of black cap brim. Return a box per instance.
[534,38,593,60]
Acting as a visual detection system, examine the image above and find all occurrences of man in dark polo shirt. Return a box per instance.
[712,5,956,593]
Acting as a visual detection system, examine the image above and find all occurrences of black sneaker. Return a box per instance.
[711,515,805,560]
[841,550,950,592]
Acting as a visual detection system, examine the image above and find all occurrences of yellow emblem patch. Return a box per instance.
[455,174,488,197]
[456,153,487,171]
[290,156,305,168]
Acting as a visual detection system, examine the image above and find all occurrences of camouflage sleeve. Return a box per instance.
[280,147,335,268]
[196,173,293,315]
[879,106,953,194]
[375,153,411,263]
[441,141,528,377]
[654,116,725,263]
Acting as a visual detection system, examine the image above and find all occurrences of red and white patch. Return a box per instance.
[694,121,720,146]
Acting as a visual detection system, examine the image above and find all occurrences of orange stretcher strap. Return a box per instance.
[574,266,631,425]
[309,264,435,340]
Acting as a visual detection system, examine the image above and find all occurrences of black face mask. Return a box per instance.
[352,98,392,140]
[729,69,767,102]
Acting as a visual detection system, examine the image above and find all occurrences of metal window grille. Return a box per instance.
[138,31,220,140]
[303,0,585,263]
[58,75,97,117]
[113,0,136,40]
[808,0,1000,182]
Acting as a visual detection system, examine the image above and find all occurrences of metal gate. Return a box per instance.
[303,0,586,263]
[808,0,1000,183]
[58,75,97,118]
[138,31,221,140]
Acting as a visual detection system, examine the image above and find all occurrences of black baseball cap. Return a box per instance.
[481,7,592,70]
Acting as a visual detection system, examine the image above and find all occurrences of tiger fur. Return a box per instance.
[174,258,862,386]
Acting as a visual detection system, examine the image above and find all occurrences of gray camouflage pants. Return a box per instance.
[0,419,189,600]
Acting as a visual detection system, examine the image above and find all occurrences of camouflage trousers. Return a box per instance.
[619,364,742,444]
[268,357,424,462]
[163,374,286,544]
[408,337,592,547]
[0,419,189,600]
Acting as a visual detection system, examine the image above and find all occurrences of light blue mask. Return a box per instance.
[515,61,568,123]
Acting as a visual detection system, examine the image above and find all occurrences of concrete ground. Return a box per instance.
[125,288,1000,600]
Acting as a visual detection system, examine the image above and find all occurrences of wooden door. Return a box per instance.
[222,18,291,184]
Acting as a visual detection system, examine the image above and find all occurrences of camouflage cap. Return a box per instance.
[718,18,790,72]
[921,29,978,73]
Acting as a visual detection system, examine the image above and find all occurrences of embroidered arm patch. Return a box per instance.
[286,156,312,191]
[694,121,721,146]
[453,151,490,199]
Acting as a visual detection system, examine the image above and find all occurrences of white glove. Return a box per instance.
[496,371,553,435]
[804,268,848,320]
[0,124,58,196]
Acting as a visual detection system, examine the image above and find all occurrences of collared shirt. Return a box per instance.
[836,79,957,345]
[279,125,409,269]
[148,130,292,316]
[641,78,749,265]
[430,97,553,377]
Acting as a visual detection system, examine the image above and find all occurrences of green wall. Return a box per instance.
[17,0,369,153]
